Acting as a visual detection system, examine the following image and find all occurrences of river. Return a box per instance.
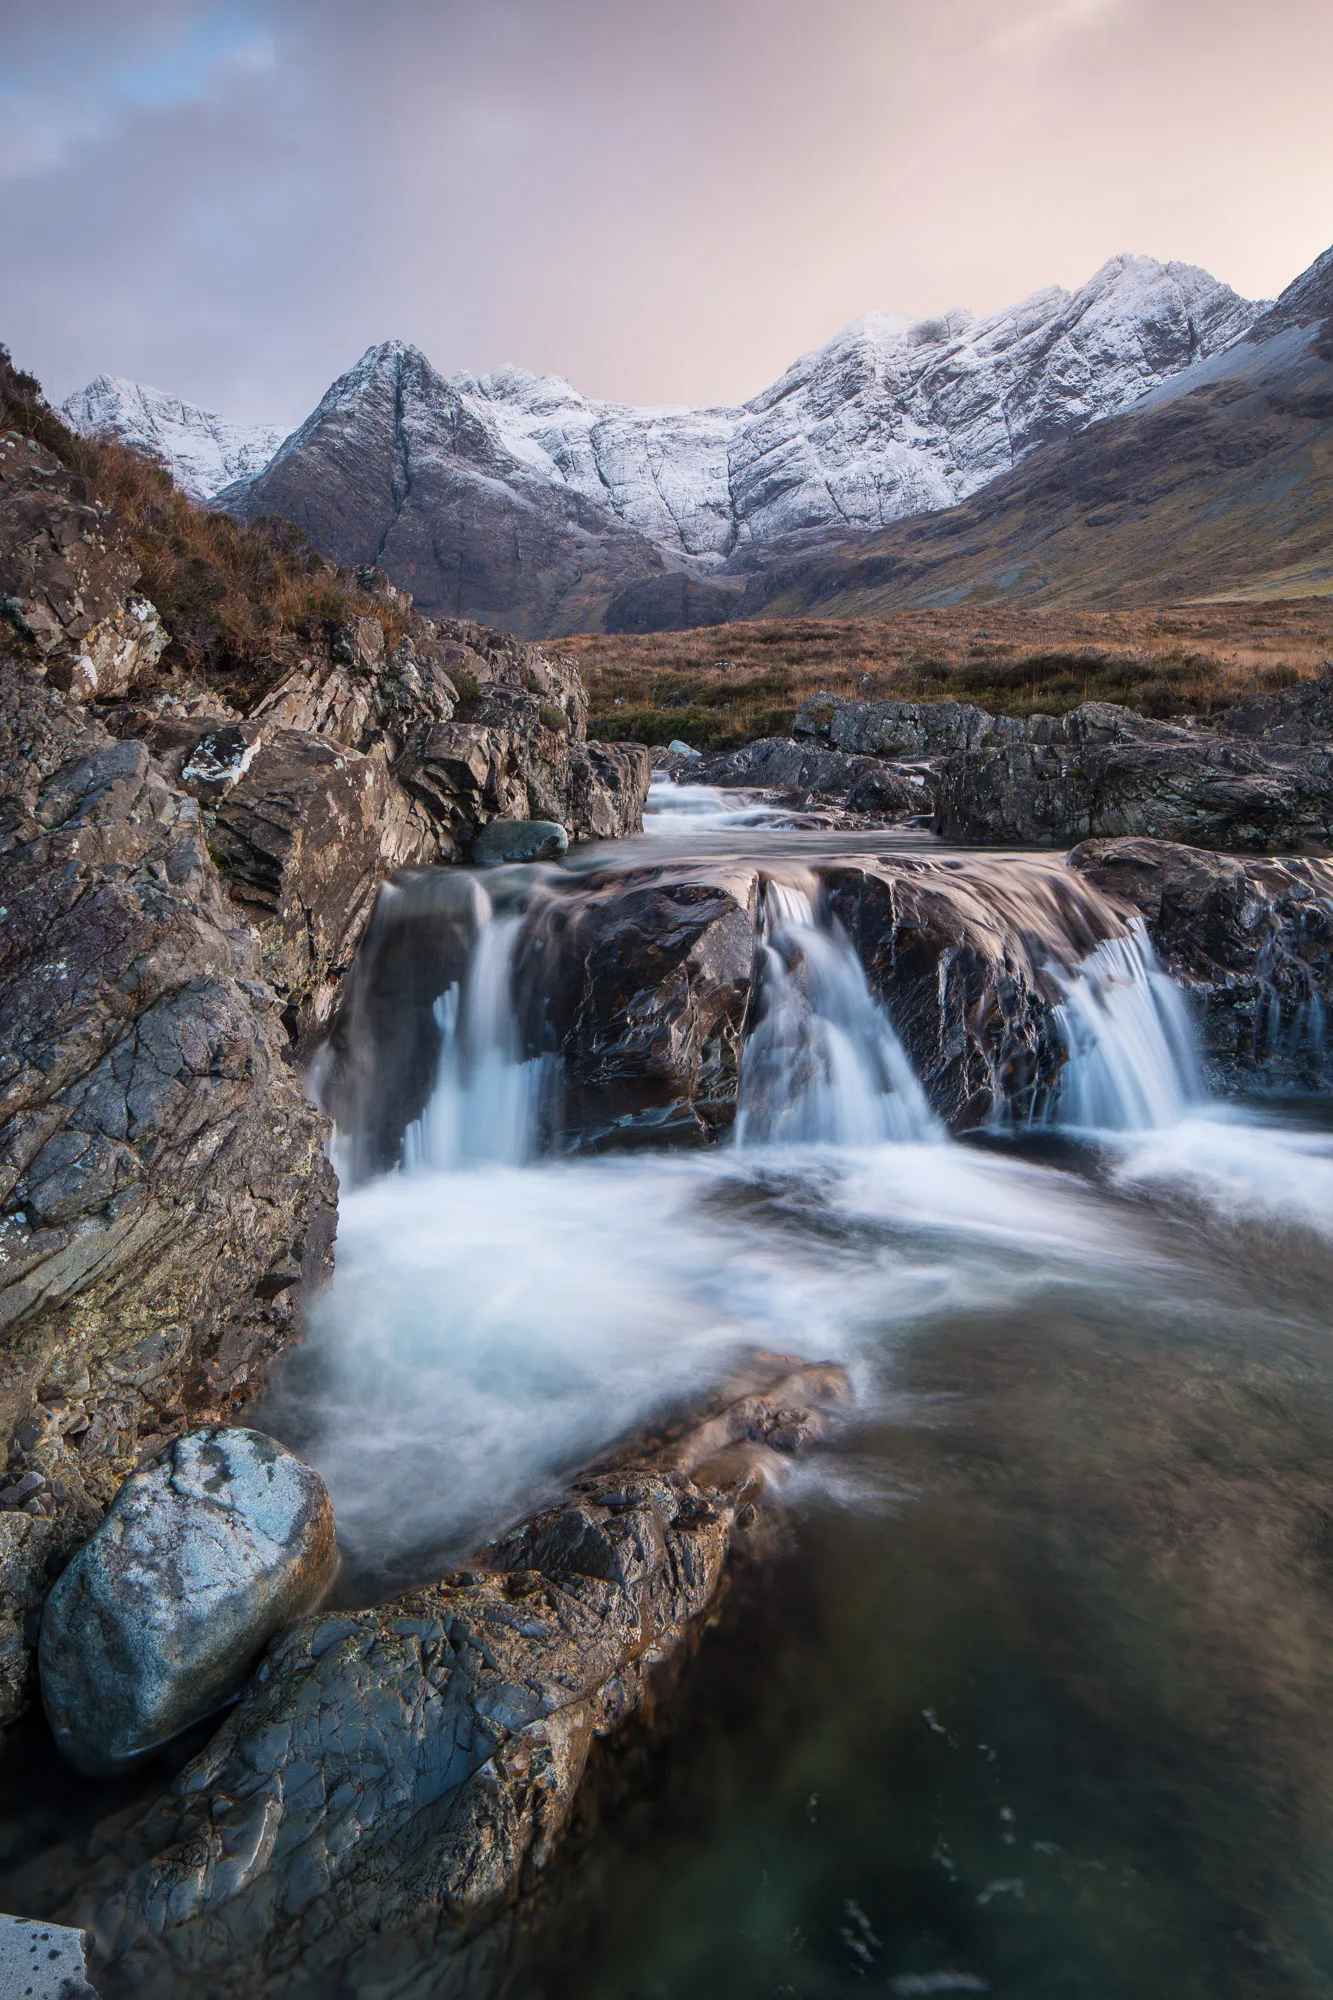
[95,783,1333,1994]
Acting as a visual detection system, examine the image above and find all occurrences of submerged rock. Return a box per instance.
[470,818,568,865]
[35,1358,847,1998]
[39,1428,337,1777]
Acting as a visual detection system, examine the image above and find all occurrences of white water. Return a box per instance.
[737,882,937,1147]
[642,775,792,834]
[281,857,1333,1583]
[1043,920,1204,1132]
[402,900,548,1170]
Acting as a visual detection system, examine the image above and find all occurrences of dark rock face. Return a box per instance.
[934,736,1333,850]
[470,819,568,865]
[692,737,926,816]
[0,433,166,701]
[518,867,761,1149]
[209,731,435,1035]
[34,1358,847,1999]
[817,856,1122,1127]
[794,691,1018,758]
[1217,670,1333,745]
[40,1428,337,1777]
[0,1512,64,1739]
[1069,838,1333,1091]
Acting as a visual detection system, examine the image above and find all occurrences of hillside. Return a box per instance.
[733,251,1333,620]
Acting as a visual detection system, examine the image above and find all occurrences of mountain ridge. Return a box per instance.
[62,253,1262,634]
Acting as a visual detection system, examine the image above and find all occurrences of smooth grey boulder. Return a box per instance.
[39,1428,337,1777]
[470,817,569,864]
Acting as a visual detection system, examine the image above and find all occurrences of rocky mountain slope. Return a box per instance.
[64,256,1258,635]
[738,242,1333,618]
[61,377,287,503]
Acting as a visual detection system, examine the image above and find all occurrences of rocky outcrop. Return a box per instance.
[0,433,166,702]
[40,1428,337,1777]
[793,691,1020,759]
[1069,837,1333,1091]
[816,856,1122,1126]
[0,664,336,1537]
[692,736,926,816]
[1216,669,1333,746]
[515,867,762,1149]
[30,1357,847,2000]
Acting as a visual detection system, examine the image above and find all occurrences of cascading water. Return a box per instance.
[402,895,550,1170]
[736,881,938,1147]
[1042,918,1205,1131]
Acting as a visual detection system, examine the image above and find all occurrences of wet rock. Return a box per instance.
[1069,837,1333,1091]
[0,1512,69,1745]
[39,1428,337,1777]
[37,1358,847,1998]
[0,1914,98,1999]
[471,819,568,865]
[818,855,1124,1127]
[567,739,652,840]
[516,866,761,1147]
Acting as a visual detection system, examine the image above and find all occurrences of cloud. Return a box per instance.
[989,0,1120,55]
[0,5,279,181]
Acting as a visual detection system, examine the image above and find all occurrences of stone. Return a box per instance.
[794,691,1016,758]
[693,735,924,815]
[0,658,336,1534]
[470,819,568,865]
[0,1914,98,1999]
[514,865,762,1148]
[38,1359,847,1997]
[0,1512,68,1745]
[932,734,1333,850]
[39,1427,337,1777]
[667,739,701,759]
[207,729,436,1034]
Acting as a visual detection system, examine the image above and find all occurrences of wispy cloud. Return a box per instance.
[0,6,278,180]
[990,0,1120,56]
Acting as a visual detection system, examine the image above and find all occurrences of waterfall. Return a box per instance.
[737,881,937,1147]
[1043,920,1205,1132]
[403,898,550,1170]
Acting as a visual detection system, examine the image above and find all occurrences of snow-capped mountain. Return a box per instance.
[60,376,290,501]
[63,253,1261,631]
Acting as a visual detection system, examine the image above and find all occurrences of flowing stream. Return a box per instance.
[266,786,1333,1999]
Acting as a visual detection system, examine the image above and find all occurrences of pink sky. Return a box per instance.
[5,0,1332,422]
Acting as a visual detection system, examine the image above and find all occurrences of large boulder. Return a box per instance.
[39,1427,337,1777]
[1069,837,1333,1090]
[794,691,1019,758]
[933,735,1333,850]
[208,730,435,1035]
[817,855,1125,1127]
[515,866,762,1148]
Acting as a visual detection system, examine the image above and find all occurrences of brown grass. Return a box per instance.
[1,344,410,708]
[567,603,1333,748]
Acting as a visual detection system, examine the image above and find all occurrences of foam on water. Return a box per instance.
[1043,920,1204,1132]
[737,881,937,1147]
[642,775,792,834]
